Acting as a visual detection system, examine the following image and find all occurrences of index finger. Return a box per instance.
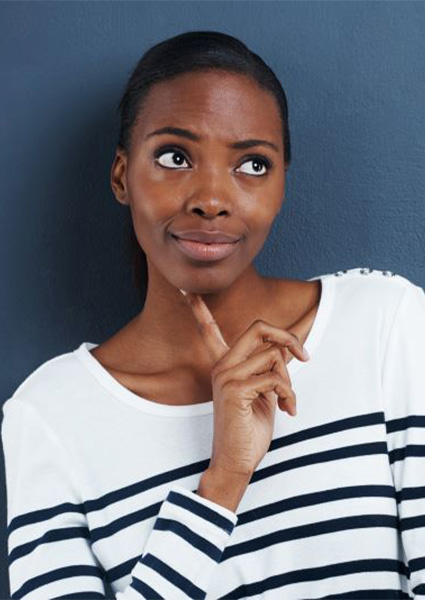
[218,319,309,372]
[179,289,229,363]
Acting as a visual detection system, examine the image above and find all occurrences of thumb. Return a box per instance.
[179,288,229,363]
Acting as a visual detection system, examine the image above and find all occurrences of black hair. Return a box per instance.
[115,30,292,299]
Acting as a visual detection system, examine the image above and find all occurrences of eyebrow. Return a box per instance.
[145,126,280,153]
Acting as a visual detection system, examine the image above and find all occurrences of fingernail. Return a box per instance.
[179,289,187,296]
[303,348,310,360]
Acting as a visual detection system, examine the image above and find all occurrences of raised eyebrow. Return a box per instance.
[145,126,280,153]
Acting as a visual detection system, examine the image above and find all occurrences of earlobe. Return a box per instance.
[110,150,129,206]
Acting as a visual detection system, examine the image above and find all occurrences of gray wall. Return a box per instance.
[1,1,424,596]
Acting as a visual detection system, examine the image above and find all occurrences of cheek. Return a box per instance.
[241,200,277,235]
[129,189,169,235]
[128,170,184,225]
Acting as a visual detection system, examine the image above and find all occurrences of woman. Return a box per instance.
[2,30,425,600]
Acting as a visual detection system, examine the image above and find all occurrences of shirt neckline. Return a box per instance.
[73,273,335,418]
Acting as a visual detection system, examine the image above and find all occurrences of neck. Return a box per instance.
[129,262,277,370]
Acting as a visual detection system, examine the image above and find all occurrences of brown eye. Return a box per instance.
[236,156,272,177]
[154,147,190,169]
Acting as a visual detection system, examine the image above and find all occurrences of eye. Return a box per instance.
[153,146,273,177]
[237,155,272,177]
[153,146,190,170]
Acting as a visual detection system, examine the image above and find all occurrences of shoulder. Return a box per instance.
[321,266,422,308]
[318,267,424,346]
[2,345,89,422]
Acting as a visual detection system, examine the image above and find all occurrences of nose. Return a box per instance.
[187,196,230,218]
[185,181,232,218]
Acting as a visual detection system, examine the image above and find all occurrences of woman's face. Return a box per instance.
[111,70,286,294]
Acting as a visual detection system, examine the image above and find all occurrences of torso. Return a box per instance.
[90,278,322,406]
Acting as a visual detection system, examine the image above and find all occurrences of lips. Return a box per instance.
[171,235,241,262]
[171,229,241,244]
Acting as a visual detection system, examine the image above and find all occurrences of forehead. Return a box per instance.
[134,71,282,146]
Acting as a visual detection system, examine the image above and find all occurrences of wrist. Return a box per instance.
[197,466,251,513]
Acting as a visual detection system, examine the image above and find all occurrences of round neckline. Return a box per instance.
[73,274,335,418]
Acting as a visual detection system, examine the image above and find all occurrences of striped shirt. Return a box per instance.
[2,266,425,599]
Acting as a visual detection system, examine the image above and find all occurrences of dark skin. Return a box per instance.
[91,70,321,405]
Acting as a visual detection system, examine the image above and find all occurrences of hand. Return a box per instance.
[179,288,309,478]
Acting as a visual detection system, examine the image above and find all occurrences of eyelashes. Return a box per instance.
[152,145,273,177]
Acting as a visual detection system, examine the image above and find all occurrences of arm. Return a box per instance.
[381,279,425,598]
[1,399,238,599]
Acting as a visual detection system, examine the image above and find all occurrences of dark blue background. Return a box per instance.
[1,2,424,596]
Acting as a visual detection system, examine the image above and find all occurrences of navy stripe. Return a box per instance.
[309,589,411,599]
[143,552,206,598]
[104,553,135,585]
[51,593,105,599]
[6,459,210,535]
[223,514,399,561]
[385,415,425,434]
[389,445,425,464]
[218,559,409,599]
[409,556,425,573]
[7,501,85,536]
[167,490,235,534]
[396,486,425,503]
[153,517,222,562]
[107,554,139,585]
[90,500,162,543]
[413,583,425,594]
[9,526,91,566]
[399,514,425,531]
[270,411,386,452]
[83,459,210,514]
[251,442,389,484]
[131,577,164,599]
[12,565,104,599]
[238,484,396,526]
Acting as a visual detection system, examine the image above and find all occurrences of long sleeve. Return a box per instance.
[382,280,425,598]
[1,398,238,599]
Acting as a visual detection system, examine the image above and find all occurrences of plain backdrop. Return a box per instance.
[1,1,425,596]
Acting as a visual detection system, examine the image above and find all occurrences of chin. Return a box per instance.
[178,283,228,296]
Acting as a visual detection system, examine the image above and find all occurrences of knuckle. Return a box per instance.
[278,377,294,396]
[213,368,227,387]
[211,361,222,378]
[270,346,281,362]
[274,372,284,386]
[252,319,267,331]
[222,379,238,397]
[280,370,291,386]
[200,322,210,334]
[197,321,208,333]
[211,355,229,378]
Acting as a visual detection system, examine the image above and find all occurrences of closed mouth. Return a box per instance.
[171,234,241,262]
[172,235,238,245]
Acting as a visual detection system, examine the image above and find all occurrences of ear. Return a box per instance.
[110,148,129,206]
